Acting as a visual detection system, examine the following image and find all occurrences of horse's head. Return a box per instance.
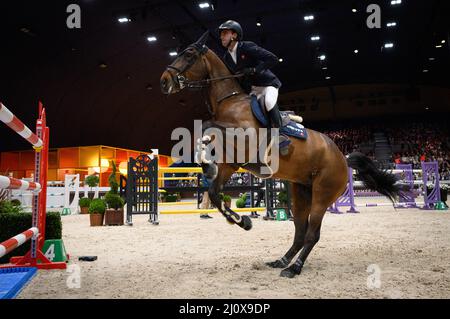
[160,31,210,94]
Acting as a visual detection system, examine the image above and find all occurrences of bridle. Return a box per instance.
[165,43,244,116]
[165,44,244,90]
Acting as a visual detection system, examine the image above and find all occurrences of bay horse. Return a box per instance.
[160,32,401,278]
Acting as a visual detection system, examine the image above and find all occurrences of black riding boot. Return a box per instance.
[268,104,291,155]
[268,104,282,128]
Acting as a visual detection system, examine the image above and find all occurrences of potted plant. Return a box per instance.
[104,161,125,226]
[235,193,247,208]
[79,197,91,214]
[84,175,100,198]
[85,174,99,199]
[236,196,246,208]
[104,193,125,225]
[222,194,232,208]
[89,198,106,226]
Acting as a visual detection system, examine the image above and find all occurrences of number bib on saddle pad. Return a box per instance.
[250,96,308,140]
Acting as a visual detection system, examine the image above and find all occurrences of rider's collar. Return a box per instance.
[228,41,238,54]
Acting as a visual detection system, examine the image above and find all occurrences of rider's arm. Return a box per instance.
[244,41,279,74]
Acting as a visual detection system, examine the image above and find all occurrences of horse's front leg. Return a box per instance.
[202,163,253,231]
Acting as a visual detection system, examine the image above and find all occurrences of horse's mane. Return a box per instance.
[205,47,231,73]
[204,47,244,92]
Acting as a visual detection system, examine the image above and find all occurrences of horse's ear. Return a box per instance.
[195,30,210,47]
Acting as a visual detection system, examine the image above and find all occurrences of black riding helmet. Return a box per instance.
[218,20,243,41]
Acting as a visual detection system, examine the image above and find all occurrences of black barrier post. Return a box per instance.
[125,155,159,226]
[197,173,201,209]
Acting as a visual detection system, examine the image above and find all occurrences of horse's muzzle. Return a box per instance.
[160,71,176,94]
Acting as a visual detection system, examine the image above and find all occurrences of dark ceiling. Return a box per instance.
[1,0,449,154]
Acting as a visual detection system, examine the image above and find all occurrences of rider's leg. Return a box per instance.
[264,86,282,128]
[263,86,291,155]
[250,85,289,154]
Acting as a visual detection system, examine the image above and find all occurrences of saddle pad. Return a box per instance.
[250,96,308,140]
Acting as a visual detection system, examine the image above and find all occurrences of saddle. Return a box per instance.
[250,96,308,140]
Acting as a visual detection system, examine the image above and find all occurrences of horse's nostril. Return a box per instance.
[161,78,166,87]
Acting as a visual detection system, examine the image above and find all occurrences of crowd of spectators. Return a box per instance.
[323,127,374,157]
[166,119,450,181]
[387,122,450,180]
[321,120,449,180]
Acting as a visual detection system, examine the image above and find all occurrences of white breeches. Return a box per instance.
[250,86,279,112]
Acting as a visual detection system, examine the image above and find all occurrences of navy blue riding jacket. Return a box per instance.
[222,41,282,92]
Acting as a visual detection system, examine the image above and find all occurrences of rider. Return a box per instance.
[218,20,284,132]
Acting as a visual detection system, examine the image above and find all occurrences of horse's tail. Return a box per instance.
[346,152,401,203]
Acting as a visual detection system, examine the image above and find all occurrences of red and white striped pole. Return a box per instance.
[0,102,67,269]
[0,175,41,191]
[0,227,39,258]
[0,102,43,148]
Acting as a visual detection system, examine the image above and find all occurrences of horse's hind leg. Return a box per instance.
[279,207,325,278]
[279,172,346,278]
[266,183,312,268]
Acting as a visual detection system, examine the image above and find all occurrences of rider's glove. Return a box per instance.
[242,67,256,76]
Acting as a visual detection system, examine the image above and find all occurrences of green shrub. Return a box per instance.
[223,195,231,202]
[11,199,22,206]
[104,193,124,209]
[278,190,288,206]
[108,161,119,195]
[0,211,62,264]
[85,175,99,188]
[103,161,124,209]
[0,200,23,214]
[162,192,179,202]
[164,194,178,202]
[236,198,246,208]
[46,211,63,239]
[78,197,92,208]
[89,198,106,214]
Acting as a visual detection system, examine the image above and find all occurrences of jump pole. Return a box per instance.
[0,228,39,259]
[0,101,67,269]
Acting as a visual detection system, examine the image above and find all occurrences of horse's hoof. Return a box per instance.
[280,269,296,278]
[280,265,302,278]
[266,260,287,268]
[241,215,252,231]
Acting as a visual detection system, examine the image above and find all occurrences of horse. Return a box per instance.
[160,32,401,278]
